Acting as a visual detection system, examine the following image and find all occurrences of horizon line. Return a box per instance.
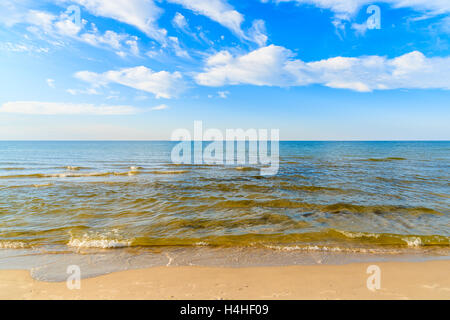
[0,140,449,142]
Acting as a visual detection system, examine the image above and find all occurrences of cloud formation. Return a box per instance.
[63,0,167,42]
[265,0,450,19]
[0,101,138,115]
[151,104,169,110]
[167,0,245,38]
[7,7,141,56]
[46,79,56,88]
[263,0,450,36]
[168,0,268,45]
[75,66,185,99]
[196,45,450,92]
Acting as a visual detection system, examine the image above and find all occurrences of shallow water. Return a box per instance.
[0,141,449,275]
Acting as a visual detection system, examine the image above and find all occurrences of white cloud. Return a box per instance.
[46,79,56,88]
[248,19,268,47]
[172,12,199,41]
[7,6,139,56]
[172,12,189,32]
[54,14,83,36]
[66,88,100,95]
[167,0,245,38]
[196,45,450,92]
[351,22,368,36]
[267,1,450,18]
[168,36,190,58]
[196,45,297,86]
[167,0,268,45]
[23,9,83,37]
[264,0,450,36]
[75,66,185,99]
[81,29,124,49]
[151,104,169,110]
[0,101,139,115]
[0,42,49,53]
[62,0,167,42]
[218,90,230,98]
[81,28,140,56]
[0,0,29,27]
[11,5,158,58]
[126,38,140,56]
[26,10,59,32]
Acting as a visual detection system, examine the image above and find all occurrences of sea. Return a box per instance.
[0,141,448,280]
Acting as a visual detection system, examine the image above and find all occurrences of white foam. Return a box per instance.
[46,172,111,178]
[337,230,381,239]
[68,238,132,248]
[0,241,27,249]
[68,231,132,248]
[33,183,52,188]
[264,244,396,254]
[402,237,422,247]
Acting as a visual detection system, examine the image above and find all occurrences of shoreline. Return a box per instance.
[1,260,449,300]
[1,245,449,282]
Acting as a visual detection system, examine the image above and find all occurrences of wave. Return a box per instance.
[1,183,54,189]
[147,170,189,174]
[0,241,28,249]
[402,237,423,247]
[207,200,443,216]
[165,163,217,168]
[233,166,259,172]
[279,182,352,194]
[33,183,53,188]
[322,203,443,215]
[147,214,310,231]
[68,232,133,249]
[264,245,402,254]
[0,171,144,179]
[68,238,132,248]
[120,230,450,248]
[360,157,407,162]
[2,229,449,251]
[65,166,82,171]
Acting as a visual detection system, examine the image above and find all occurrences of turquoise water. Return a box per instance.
[0,141,449,252]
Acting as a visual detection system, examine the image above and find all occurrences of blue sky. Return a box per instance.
[0,0,449,140]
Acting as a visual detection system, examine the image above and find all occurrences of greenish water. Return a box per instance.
[0,141,448,254]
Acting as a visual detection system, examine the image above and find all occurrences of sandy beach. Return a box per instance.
[1,260,448,300]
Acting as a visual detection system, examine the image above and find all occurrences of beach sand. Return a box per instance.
[0,260,449,300]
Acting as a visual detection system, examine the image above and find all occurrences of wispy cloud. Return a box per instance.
[263,0,450,36]
[264,1,450,18]
[151,104,169,110]
[66,88,100,95]
[0,101,139,115]
[0,42,49,53]
[6,6,142,56]
[75,66,185,99]
[80,26,140,57]
[218,90,230,98]
[59,0,167,42]
[167,0,245,38]
[168,0,268,45]
[172,12,189,33]
[46,79,56,88]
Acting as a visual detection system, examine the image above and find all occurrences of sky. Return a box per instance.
[0,0,449,140]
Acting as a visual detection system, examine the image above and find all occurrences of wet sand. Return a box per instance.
[0,260,449,300]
